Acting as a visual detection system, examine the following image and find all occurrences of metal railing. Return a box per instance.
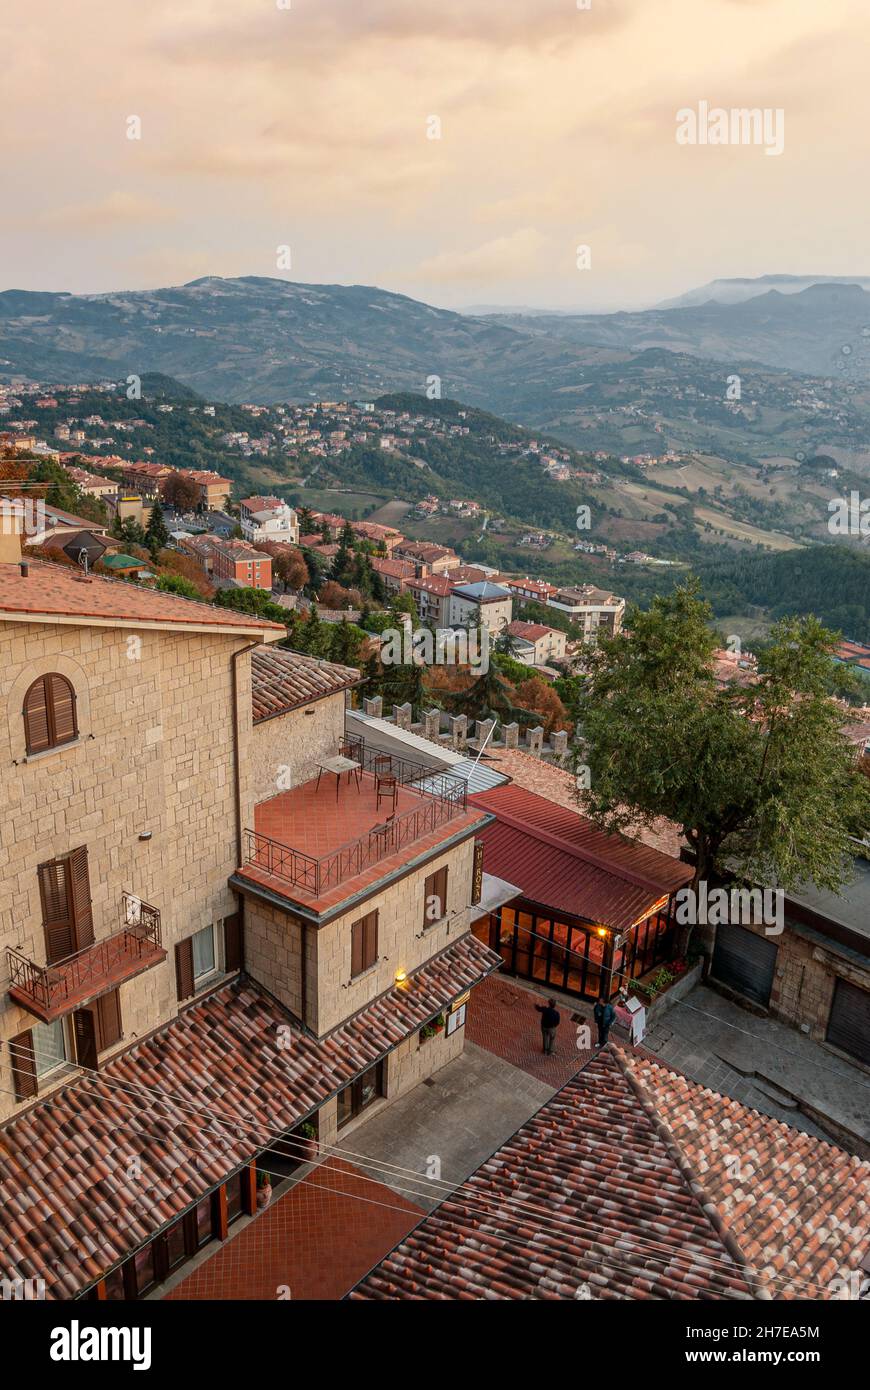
[6,894,162,1015]
[243,741,467,896]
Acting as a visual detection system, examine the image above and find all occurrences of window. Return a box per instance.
[23,673,78,755]
[351,911,378,978]
[33,1019,69,1078]
[336,1062,383,1128]
[423,867,448,928]
[191,924,217,982]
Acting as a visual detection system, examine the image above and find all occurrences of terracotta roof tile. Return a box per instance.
[0,560,284,634]
[622,1051,870,1299]
[251,646,361,722]
[0,934,500,1299]
[351,1049,755,1300]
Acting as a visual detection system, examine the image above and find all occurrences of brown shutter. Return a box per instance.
[364,911,378,971]
[38,859,75,964]
[96,990,122,1050]
[423,868,448,927]
[175,938,195,1001]
[223,913,243,973]
[68,847,94,950]
[10,1030,37,1102]
[23,678,50,754]
[72,1009,98,1069]
[48,675,77,745]
[351,919,364,978]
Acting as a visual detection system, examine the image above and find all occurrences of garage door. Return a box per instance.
[826,978,870,1066]
[711,922,778,1006]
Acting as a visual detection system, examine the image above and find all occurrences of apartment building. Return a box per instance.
[0,535,499,1300]
[505,620,567,666]
[208,538,273,590]
[548,584,625,642]
[175,470,233,510]
[394,541,460,578]
[406,574,454,626]
[239,497,300,546]
[448,581,513,636]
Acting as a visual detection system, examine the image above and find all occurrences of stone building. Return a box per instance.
[0,532,499,1300]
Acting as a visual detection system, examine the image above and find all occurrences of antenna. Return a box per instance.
[77,547,89,576]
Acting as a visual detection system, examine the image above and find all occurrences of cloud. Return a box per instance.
[413,229,553,285]
[37,191,176,231]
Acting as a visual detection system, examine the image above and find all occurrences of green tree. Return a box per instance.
[155,573,200,600]
[574,581,870,943]
[145,503,169,557]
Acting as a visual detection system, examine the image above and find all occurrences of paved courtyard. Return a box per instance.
[644,983,870,1154]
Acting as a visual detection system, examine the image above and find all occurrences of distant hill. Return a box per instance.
[656,274,870,309]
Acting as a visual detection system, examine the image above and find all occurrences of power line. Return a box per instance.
[4,1040,837,1298]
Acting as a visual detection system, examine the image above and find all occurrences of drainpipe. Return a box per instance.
[231,640,262,867]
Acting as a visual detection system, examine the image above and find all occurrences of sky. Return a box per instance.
[2,0,869,311]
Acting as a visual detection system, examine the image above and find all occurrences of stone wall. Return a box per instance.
[0,619,258,1120]
[310,838,476,1036]
[247,690,345,805]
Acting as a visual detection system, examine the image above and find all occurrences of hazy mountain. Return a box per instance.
[655,274,870,309]
[488,283,870,379]
[0,276,592,412]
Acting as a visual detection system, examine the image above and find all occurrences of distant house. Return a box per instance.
[448,581,513,636]
[239,497,300,545]
[505,620,567,666]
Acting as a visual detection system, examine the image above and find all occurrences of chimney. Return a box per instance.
[0,506,23,565]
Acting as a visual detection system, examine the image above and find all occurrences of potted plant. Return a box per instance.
[433,1013,445,1033]
[256,1169,272,1211]
[419,1024,436,1043]
[296,1121,318,1163]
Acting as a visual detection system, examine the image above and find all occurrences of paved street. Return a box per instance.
[645,983,870,1154]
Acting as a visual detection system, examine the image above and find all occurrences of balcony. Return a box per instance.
[7,893,166,1023]
[240,740,475,908]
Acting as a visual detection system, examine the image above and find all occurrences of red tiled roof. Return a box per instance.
[469,783,692,929]
[506,620,555,641]
[0,560,284,634]
[406,575,453,596]
[622,1052,870,1299]
[351,1049,755,1300]
[0,935,500,1300]
[251,646,361,722]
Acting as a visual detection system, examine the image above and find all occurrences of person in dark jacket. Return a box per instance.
[535,998,561,1054]
[593,998,616,1047]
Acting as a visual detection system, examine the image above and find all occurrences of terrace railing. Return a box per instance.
[243,742,468,897]
[6,893,163,1019]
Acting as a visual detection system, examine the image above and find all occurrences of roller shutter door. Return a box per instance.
[826,978,870,1066]
[711,922,778,1006]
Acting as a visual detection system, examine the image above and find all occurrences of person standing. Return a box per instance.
[535,998,561,1055]
[593,997,616,1048]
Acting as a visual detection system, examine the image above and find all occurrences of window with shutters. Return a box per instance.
[23,673,78,755]
[422,866,449,928]
[191,924,217,982]
[10,1030,37,1101]
[350,911,378,978]
[33,1018,70,1077]
[38,847,94,964]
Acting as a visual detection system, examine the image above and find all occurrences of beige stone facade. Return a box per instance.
[0,617,260,1120]
[247,688,345,804]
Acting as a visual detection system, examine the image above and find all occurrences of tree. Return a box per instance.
[163,473,201,512]
[114,516,147,547]
[145,503,169,557]
[319,580,363,610]
[574,580,870,947]
[261,543,308,593]
[155,573,200,600]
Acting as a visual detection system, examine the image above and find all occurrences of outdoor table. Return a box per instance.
[315,753,362,800]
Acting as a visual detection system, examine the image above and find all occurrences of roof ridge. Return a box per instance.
[612,1046,771,1300]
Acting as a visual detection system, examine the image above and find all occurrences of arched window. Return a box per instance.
[23,674,78,755]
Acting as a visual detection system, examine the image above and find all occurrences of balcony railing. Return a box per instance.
[243,742,468,898]
[7,893,165,1022]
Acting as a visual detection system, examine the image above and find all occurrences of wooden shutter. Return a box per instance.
[364,912,378,971]
[223,913,243,973]
[423,867,448,927]
[38,858,75,964]
[96,990,122,1050]
[10,1030,37,1101]
[351,919,364,978]
[48,675,77,745]
[68,847,94,950]
[175,938,195,1001]
[72,1009,98,1069]
[23,678,50,754]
